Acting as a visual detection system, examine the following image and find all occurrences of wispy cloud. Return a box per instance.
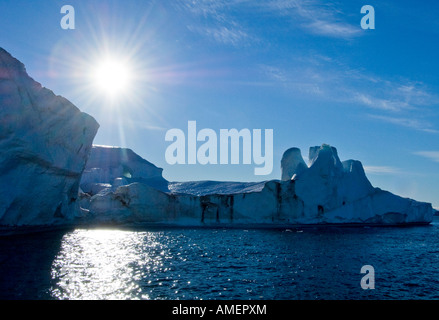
[261,0,361,39]
[258,51,439,134]
[260,54,438,102]
[346,76,439,133]
[176,0,362,45]
[352,82,438,113]
[364,166,402,175]
[258,64,324,94]
[260,65,288,83]
[304,19,361,38]
[188,25,249,46]
[354,93,411,112]
[175,1,439,135]
[413,151,439,163]
[175,0,252,46]
[367,115,439,134]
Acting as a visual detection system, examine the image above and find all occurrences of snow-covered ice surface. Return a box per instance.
[0,48,99,226]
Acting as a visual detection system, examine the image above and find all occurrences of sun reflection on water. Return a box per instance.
[50,229,169,300]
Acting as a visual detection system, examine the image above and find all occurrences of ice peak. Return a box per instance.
[308,144,343,170]
[281,147,308,181]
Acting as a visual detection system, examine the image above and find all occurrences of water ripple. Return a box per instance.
[1,219,439,300]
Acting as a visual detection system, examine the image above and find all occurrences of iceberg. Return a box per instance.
[0,47,433,228]
[82,144,433,226]
[80,145,168,196]
[0,48,99,226]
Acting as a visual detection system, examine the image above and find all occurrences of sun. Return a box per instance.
[91,57,132,99]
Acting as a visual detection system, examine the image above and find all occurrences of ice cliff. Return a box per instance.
[82,144,433,226]
[0,48,99,226]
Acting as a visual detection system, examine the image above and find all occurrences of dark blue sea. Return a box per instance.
[1,217,439,300]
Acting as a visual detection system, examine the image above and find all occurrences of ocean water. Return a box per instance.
[1,218,439,300]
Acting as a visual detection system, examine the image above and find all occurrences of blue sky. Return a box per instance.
[1,0,438,208]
